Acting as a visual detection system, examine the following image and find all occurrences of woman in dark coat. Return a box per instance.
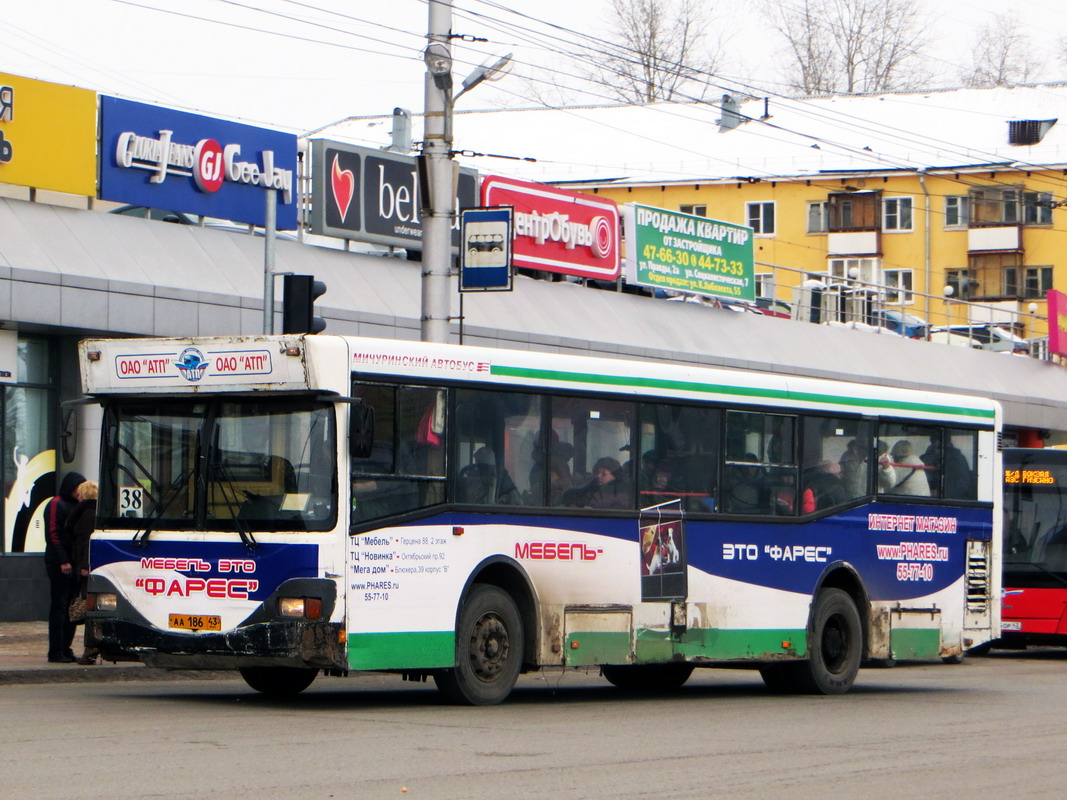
[66,480,99,664]
[44,471,85,662]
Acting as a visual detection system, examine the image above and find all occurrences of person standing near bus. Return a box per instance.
[67,480,99,664]
[44,471,85,663]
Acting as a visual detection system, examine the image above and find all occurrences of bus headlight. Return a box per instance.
[90,592,118,612]
[278,597,323,620]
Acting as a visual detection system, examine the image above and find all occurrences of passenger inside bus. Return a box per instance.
[801,460,848,512]
[723,454,765,514]
[563,456,631,509]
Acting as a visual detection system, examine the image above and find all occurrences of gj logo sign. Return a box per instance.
[101,96,299,229]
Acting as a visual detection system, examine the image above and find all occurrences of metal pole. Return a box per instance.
[263,189,277,334]
[421,0,454,343]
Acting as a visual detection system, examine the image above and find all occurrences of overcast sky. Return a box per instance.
[4,0,1066,144]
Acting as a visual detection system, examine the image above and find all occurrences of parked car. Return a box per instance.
[872,309,930,339]
[754,297,792,318]
[928,324,1029,354]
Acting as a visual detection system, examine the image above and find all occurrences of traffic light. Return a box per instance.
[282,274,327,334]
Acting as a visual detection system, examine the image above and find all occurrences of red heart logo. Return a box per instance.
[331,154,355,223]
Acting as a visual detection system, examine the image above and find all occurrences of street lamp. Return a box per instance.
[420,2,512,343]
[943,284,954,328]
[424,43,453,92]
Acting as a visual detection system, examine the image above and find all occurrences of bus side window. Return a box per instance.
[723,411,796,516]
[454,390,539,507]
[930,428,978,501]
[800,416,872,512]
[638,404,719,512]
[349,383,447,523]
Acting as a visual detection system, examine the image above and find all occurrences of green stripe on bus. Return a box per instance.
[638,626,808,661]
[490,365,995,420]
[891,628,942,660]
[348,631,454,671]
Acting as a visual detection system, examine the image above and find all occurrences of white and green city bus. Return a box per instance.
[81,334,1000,703]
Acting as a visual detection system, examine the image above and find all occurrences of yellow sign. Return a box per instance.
[0,72,96,196]
[1004,469,1056,485]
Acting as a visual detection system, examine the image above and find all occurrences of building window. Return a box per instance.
[945,196,969,228]
[755,272,774,297]
[945,269,975,300]
[883,197,913,231]
[746,202,775,235]
[884,269,914,304]
[828,191,880,231]
[3,336,58,554]
[967,252,1022,300]
[829,258,880,284]
[807,201,828,233]
[1021,266,1053,299]
[969,187,1020,226]
[679,204,707,217]
[1022,192,1053,225]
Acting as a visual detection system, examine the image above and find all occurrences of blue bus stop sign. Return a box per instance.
[461,207,513,292]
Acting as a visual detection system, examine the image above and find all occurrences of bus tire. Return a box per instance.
[602,663,694,691]
[797,588,863,695]
[434,584,523,706]
[239,666,318,696]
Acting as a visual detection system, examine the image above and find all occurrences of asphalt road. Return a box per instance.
[4,651,1066,800]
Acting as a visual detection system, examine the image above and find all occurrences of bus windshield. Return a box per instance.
[99,397,336,532]
[1004,456,1067,573]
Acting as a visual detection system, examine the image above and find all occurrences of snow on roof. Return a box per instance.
[324,84,1067,185]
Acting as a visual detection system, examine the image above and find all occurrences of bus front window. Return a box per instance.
[99,398,336,532]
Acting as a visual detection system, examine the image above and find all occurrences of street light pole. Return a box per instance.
[421,0,454,344]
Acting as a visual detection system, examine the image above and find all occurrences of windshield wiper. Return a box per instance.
[208,456,258,551]
[132,467,191,548]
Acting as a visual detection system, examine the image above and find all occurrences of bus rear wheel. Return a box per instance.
[239,666,318,696]
[800,588,863,694]
[602,663,694,691]
[434,584,523,706]
[760,589,862,695]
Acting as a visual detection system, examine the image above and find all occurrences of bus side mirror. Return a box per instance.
[350,403,375,459]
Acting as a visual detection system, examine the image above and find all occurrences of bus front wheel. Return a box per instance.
[434,584,524,706]
[239,666,318,696]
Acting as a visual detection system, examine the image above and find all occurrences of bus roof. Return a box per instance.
[81,334,999,426]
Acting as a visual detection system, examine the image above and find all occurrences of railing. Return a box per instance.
[753,261,1051,361]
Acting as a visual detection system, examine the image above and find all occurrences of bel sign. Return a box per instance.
[99,96,298,229]
[481,175,619,280]
[308,139,477,251]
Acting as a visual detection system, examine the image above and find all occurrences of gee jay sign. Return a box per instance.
[100,96,298,229]
[481,175,620,280]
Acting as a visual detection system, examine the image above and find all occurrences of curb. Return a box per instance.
[0,666,236,686]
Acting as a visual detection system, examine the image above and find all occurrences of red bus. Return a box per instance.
[1000,448,1067,647]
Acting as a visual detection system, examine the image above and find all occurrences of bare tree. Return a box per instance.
[961,12,1042,88]
[764,0,930,95]
[585,0,721,103]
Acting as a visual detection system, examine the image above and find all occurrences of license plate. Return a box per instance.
[169,614,221,631]
[1001,620,1022,631]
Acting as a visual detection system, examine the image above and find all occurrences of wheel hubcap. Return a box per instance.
[469,613,509,682]
[822,612,850,673]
